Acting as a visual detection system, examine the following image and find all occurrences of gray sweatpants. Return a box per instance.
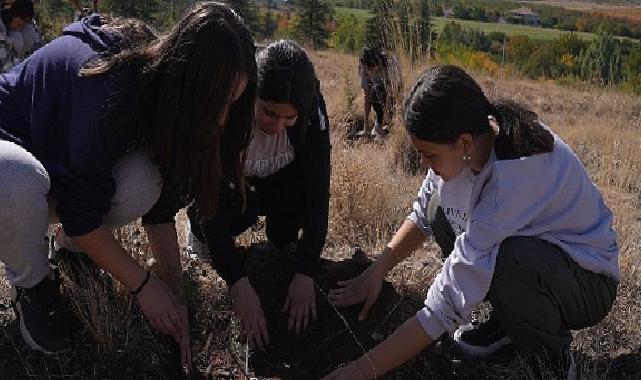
[430,207,618,358]
[0,140,162,288]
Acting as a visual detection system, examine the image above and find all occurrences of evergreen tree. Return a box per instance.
[101,0,161,23]
[365,0,430,60]
[292,0,333,49]
[226,0,259,35]
[260,10,278,40]
[579,32,623,85]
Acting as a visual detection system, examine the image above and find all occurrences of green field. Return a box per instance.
[335,6,373,22]
[335,7,638,42]
[432,17,603,41]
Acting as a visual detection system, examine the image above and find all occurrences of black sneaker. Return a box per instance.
[453,313,512,357]
[11,273,72,354]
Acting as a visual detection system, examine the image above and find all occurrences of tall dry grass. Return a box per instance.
[314,46,641,377]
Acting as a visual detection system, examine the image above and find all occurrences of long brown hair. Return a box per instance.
[81,2,257,218]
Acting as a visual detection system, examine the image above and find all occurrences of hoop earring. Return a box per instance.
[463,153,471,165]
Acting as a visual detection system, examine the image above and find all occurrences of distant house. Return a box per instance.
[510,7,540,26]
[443,7,455,18]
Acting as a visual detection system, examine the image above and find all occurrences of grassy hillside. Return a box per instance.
[432,16,604,40]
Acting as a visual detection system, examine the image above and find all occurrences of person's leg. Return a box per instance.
[0,140,50,288]
[56,149,162,251]
[0,140,72,354]
[487,236,617,360]
[428,207,456,259]
[103,149,162,226]
[370,83,387,135]
[371,100,385,132]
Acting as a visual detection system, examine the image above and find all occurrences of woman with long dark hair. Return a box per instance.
[189,40,331,349]
[323,65,618,379]
[0,2,256,368]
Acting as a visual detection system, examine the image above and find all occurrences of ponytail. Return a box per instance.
[490,100,554,160]
[404,65,554,160]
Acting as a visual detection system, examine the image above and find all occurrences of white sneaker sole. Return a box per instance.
[453,324,513,357]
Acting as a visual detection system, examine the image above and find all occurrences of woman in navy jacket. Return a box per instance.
[0,3,256,368]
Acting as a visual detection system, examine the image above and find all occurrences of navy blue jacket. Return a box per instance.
[0,16,136,236]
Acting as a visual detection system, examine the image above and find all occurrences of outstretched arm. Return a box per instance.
[328,219,425,320]
[145,223,191,370]
[322,316,432,379]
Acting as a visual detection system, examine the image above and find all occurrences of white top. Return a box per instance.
[244,124,295,178]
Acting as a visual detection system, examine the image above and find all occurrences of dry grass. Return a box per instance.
[1,49,641,378]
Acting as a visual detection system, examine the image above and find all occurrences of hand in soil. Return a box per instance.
[320,363,366,380]
[231,277,269,349]
[137,276,185,341]
[328,265,384,321]
[282,272,317,333]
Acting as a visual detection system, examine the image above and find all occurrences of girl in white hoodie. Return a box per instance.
[323,65,618,379]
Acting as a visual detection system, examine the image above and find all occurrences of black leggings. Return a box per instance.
[368,83,386,125]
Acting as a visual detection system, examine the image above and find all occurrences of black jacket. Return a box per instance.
[144,93,331,287]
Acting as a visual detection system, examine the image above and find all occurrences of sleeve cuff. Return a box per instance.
[295,243,321,278]
[407,214,431,239]
[415,307,447,341]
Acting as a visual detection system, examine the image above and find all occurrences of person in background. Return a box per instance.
[359,46,388,137]
[323,65,618,380]
[0,3,256,371]
[0,0,39,72]
[69,0,98,21]
[189,39,331,350]
[357,46,402,138]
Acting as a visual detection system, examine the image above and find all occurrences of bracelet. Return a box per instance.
[132,270,151,295]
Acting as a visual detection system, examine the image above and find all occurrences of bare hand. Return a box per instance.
[136,276,184,342]
[231,277,269,350]
[282,273,317,333]
[321,363,366,380]
[328,265,384,321]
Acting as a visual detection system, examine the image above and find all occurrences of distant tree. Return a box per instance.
[101,0,160,22]
[331,14,365,52]
[579,32,623,85]
[260,10,278,40]
[226,0,260,34]
[624,46,641,94]
[291,0,334,49]
[470,6,487,22]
